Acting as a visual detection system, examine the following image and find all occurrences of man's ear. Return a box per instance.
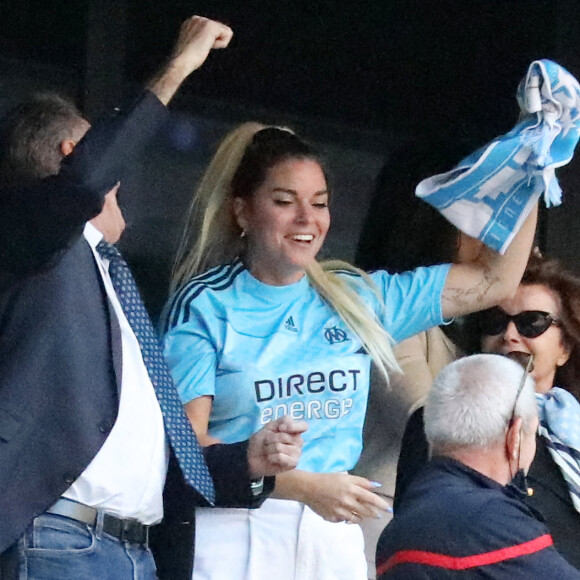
[60,139,77,157]
[505,417,522,466]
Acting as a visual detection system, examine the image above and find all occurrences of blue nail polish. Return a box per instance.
[370,481,382,488]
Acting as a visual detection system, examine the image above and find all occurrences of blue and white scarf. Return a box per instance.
[416,60,580,254]
[536,387,580,513]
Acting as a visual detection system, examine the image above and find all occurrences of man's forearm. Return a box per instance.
[147,16,233,106]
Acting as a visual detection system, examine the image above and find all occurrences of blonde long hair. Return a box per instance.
[172,123,400,381]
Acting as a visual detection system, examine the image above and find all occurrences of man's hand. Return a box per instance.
[148,16,233,105]
[247,416,308,479]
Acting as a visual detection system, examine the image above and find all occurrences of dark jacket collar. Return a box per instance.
[428,455,546,523]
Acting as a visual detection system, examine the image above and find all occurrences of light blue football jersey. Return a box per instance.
[162,260,449,473]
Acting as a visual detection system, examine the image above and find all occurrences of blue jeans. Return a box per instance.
[14,513,157,580]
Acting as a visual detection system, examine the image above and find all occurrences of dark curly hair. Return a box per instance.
[520,252,580,398]
[471,252,580,399]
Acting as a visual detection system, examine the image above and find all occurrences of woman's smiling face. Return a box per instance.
[481,284,571,393]
[234,157,330,286]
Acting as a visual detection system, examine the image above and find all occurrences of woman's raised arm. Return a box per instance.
[442,205,538,319]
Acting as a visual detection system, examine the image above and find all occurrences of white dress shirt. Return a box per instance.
[62,222,167,524]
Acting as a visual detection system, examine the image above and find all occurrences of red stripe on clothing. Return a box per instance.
[376,534,553,575]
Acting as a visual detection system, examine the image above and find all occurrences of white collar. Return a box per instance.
[83,221,104,250]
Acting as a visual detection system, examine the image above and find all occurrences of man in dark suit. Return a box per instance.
[0,16,305,580]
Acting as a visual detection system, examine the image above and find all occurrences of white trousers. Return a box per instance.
[192,498,368,580]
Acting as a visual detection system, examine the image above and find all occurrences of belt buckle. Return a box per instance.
[120,519,148,545]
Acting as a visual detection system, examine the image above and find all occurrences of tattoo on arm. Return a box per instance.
[442,265,500,311]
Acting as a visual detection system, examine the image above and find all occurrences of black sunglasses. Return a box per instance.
[481,309,559,339]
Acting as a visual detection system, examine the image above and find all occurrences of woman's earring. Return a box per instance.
[240,229,246,239]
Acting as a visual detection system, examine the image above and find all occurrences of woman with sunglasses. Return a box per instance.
[395,252,580,569]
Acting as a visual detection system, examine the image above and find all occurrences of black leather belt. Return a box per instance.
[45,498,150,545]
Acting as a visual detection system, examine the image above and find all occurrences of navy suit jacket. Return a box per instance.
[0,92,268,579]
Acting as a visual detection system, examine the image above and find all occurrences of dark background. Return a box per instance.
[2,0,578,135]
[1,0,579,315]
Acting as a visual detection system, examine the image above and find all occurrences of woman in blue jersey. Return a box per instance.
[161,123,537,580]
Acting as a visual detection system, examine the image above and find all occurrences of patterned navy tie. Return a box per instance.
[96,240,215,503]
